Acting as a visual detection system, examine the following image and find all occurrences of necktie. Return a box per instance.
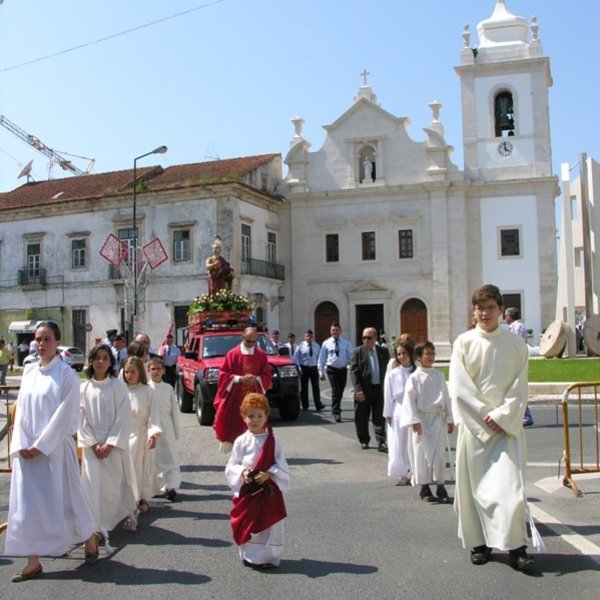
[370,348,380,383]
[334,339,339,357]
[308,342,313,357]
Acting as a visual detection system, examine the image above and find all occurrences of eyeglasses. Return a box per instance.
[474,304,499,313]
[362,336,374,340]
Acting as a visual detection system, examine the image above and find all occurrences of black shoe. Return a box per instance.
[522,420,534,428]
[377,442,388,454]
[436,485,451,503]
[315,404,326,412]
[360,442,369,450]
[334,414,342,423]
[165,488,177,502]
[302,406,308,411]
[470,545,492,565]
[419,484,435,501]
[509,546,535,572]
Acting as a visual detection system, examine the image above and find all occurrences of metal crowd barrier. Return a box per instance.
[1,385,19,474]
[561,381,600,497]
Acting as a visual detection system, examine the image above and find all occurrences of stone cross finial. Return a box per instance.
[360,69,370,86]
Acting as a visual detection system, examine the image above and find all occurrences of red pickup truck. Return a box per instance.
[176,324,301,425]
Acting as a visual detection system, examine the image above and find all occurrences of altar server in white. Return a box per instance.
[5,322,98,582]
[449,284,540,572]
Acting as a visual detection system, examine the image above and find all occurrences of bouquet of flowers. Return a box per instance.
[187,289,252,315]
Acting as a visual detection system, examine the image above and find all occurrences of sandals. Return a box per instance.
[84,532,102,565]
[12,564,43,582]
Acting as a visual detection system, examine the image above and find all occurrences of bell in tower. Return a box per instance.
[494,91,515,137]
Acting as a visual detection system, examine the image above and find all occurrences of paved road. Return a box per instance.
[0,383,599,599]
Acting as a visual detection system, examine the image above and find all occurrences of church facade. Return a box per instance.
[280,0,558,353]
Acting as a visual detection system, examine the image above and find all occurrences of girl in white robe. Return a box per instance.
[79,344,137,541]
[123,356,161,514]
[226,393,290,569]
[4,322,97,582]
[148,357,181,500]
[402,341,454,503]
[383,340,416,485]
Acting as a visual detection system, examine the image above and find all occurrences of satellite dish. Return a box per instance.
[18,159,33,179]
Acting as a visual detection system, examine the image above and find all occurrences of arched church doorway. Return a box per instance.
[314,301,339,344]
[400,298,428,344]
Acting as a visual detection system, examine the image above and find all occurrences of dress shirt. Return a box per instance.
[160,343,181,367]
[318,336,353,375]
[509,320,528,343]
[293,341,320,367]
[369,348,380,383]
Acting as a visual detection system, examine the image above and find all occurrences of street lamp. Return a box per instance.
[131,145,168,339]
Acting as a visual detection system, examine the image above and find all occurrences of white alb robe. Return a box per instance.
[402,366,453,485]
[225,430,290,566]
[383,364,413,478]
[449,325,529,551]
[127,383,162,501]
[150,380,181,494]
[79,376,136,534]
[5,357,95,556]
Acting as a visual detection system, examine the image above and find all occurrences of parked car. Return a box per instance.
[58,346,85,371]
[176,323,300,425]
[22,346,85,371]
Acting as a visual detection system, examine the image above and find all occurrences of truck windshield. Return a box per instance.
[202,334,278,358]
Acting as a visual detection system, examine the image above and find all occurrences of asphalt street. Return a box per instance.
[0,381,599,599]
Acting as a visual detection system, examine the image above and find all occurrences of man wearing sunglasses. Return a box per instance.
[350,327,390,452]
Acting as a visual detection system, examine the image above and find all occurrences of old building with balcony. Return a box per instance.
[0,154,288,350]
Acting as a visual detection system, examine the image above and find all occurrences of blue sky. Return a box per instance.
[0,0,598,191]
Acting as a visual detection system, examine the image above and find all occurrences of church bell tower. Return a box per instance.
[456,0,553,181]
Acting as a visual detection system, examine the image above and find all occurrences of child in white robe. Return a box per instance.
[123,356,161,515]
[79,343,137,544]
[148,356,181,501]
[226,393,290,569]
[403,341,454,503]
[383,340,416,485]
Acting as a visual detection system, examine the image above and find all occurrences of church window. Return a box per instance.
[570,195,578,220]
[361,231,376,261]
[574,247,584,268]
[398,230,414,259]
[325,234,339,263]
[494,91,515,137]
[500,228,521,257]
[502,293,522,318]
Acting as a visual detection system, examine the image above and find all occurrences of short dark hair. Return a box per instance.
[415,341,435,359]
[471,284,503,307]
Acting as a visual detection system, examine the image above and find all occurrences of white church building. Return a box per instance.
[280,0,557,352]
[0,1,559,358]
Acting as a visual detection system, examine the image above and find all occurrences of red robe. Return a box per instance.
[213,344,272,443]
[230,427,287,545]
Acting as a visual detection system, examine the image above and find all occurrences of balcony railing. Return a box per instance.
[17,268,47,287]
[241,259,284,280]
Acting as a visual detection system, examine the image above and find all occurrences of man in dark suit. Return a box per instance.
[350,327,390,452]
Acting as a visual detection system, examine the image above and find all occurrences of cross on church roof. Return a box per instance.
[360,68,370,86]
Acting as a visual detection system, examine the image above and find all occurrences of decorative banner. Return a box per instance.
[99,234,128,267]
[143,237,168,270]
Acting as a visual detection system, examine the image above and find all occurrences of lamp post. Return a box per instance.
[131,145,168,339]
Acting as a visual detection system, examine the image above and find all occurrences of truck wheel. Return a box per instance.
[195,385,215,426]
[177,376,194,413]
[278,394,300,421]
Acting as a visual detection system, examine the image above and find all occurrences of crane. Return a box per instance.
[0,114,95,177]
